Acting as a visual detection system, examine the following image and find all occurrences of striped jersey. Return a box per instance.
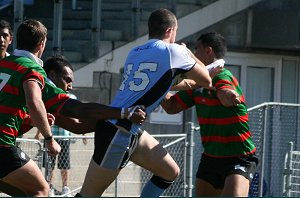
[109,39,196,134]
[174,68,256,157]
[51,93,77,137]
[0,55,69,145]
[18,79,70,136]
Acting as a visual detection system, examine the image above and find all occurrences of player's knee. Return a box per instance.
[161,165,180,181]
[168,164,180,180]
[33,185,49,196]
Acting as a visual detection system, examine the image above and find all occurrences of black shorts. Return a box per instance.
[196,153,258,189]
[0,146,30,178]
[49,139,70,170]
[93,120,142,170]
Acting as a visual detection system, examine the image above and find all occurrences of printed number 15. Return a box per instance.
[119,63,157,91]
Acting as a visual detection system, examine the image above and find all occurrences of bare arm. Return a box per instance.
[23,80,61,156]
[217,88,241,107]
[54,114,97,134]
[171,79,198,91]
[160,92,185,114]
[59,99,146,125]
[24,80,53,139]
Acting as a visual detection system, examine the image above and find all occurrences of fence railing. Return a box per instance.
[2,102,300,197]
[43,133,190,197]
[247,102,300,197]
[283,141,300,197]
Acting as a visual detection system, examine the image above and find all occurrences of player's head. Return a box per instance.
[0,20,13,59]
[195,32,227,65]
[148,8,177,43]
[16,19,47,58]
[44,55,74,92]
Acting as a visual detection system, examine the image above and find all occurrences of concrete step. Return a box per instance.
[63,9,92,20]
[63,0,93,10]
[42,50,83,63]
[102,2,132,11]
[101,10,132,20]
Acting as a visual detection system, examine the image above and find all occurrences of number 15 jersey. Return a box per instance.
[110,39,196,134]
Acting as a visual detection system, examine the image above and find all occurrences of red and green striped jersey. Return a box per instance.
[0,55,70,146]
[0,55,46,145]
[42,79,70,116]
[18,80,70,136]
[174,68,256,157]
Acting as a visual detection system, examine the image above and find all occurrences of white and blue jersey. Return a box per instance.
[109,39,196,134]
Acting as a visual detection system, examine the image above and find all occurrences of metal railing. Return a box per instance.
[283,141,300,197]
[44,133,190,197]
[2,102,300,197]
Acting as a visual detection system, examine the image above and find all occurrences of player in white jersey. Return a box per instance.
[76,8,212,197]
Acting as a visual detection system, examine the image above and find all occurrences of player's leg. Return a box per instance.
[0,146,49,196]
[222,154,258,197]
[0,180,26,196]
[195,178,222,196]
[78,121,128,196]
[130,131,180,197]
[194,154,223,197]
[79,159,120,196]
[222,174,250,196]
[2,159,49,196]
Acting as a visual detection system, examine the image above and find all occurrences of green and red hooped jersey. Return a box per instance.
[0,55,69,146]
[174,68,256,157]
[18,81,70,136]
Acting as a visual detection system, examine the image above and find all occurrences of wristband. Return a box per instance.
[121,108,126,119]
[45,135,53,143]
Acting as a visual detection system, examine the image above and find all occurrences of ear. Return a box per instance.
[40,39,46,48]
[8,36,13,45]
[165,27,173,37]
[205,46,213,56]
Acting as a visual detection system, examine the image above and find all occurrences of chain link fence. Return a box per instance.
[2,102,300,197]
[47,134,189,197]
[247,102,300,197]
[283,142,300,197]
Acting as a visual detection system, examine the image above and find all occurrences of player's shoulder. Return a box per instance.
[67,93,77,99]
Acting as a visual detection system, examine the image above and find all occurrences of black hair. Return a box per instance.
[44,55,73,76]
[0,20,12,36]
[197,32,227,59]
[148,8,177,39]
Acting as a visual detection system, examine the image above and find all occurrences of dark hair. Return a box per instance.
[44,55,73,76]
[16,19,47,51]
[148,8,177,39]
[0,20,12,36]
[197,32,227,59]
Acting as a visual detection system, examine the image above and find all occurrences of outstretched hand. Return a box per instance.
[126,105,146,125]
[217,88,241,107]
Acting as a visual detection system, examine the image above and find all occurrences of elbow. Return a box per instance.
[197,77,212,88]
[162,106,180,115]
[204,77,212,88]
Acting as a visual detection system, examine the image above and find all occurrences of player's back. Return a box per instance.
[111,39,174,113]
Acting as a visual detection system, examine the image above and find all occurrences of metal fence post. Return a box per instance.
[258,105,268,197]
[283,142,293,197]
[131,0,141,40]
[91,0,101,59]
[185,122,194,197]
[13,0,23,50]
[53,0,63,55]
[43,140,50,184]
